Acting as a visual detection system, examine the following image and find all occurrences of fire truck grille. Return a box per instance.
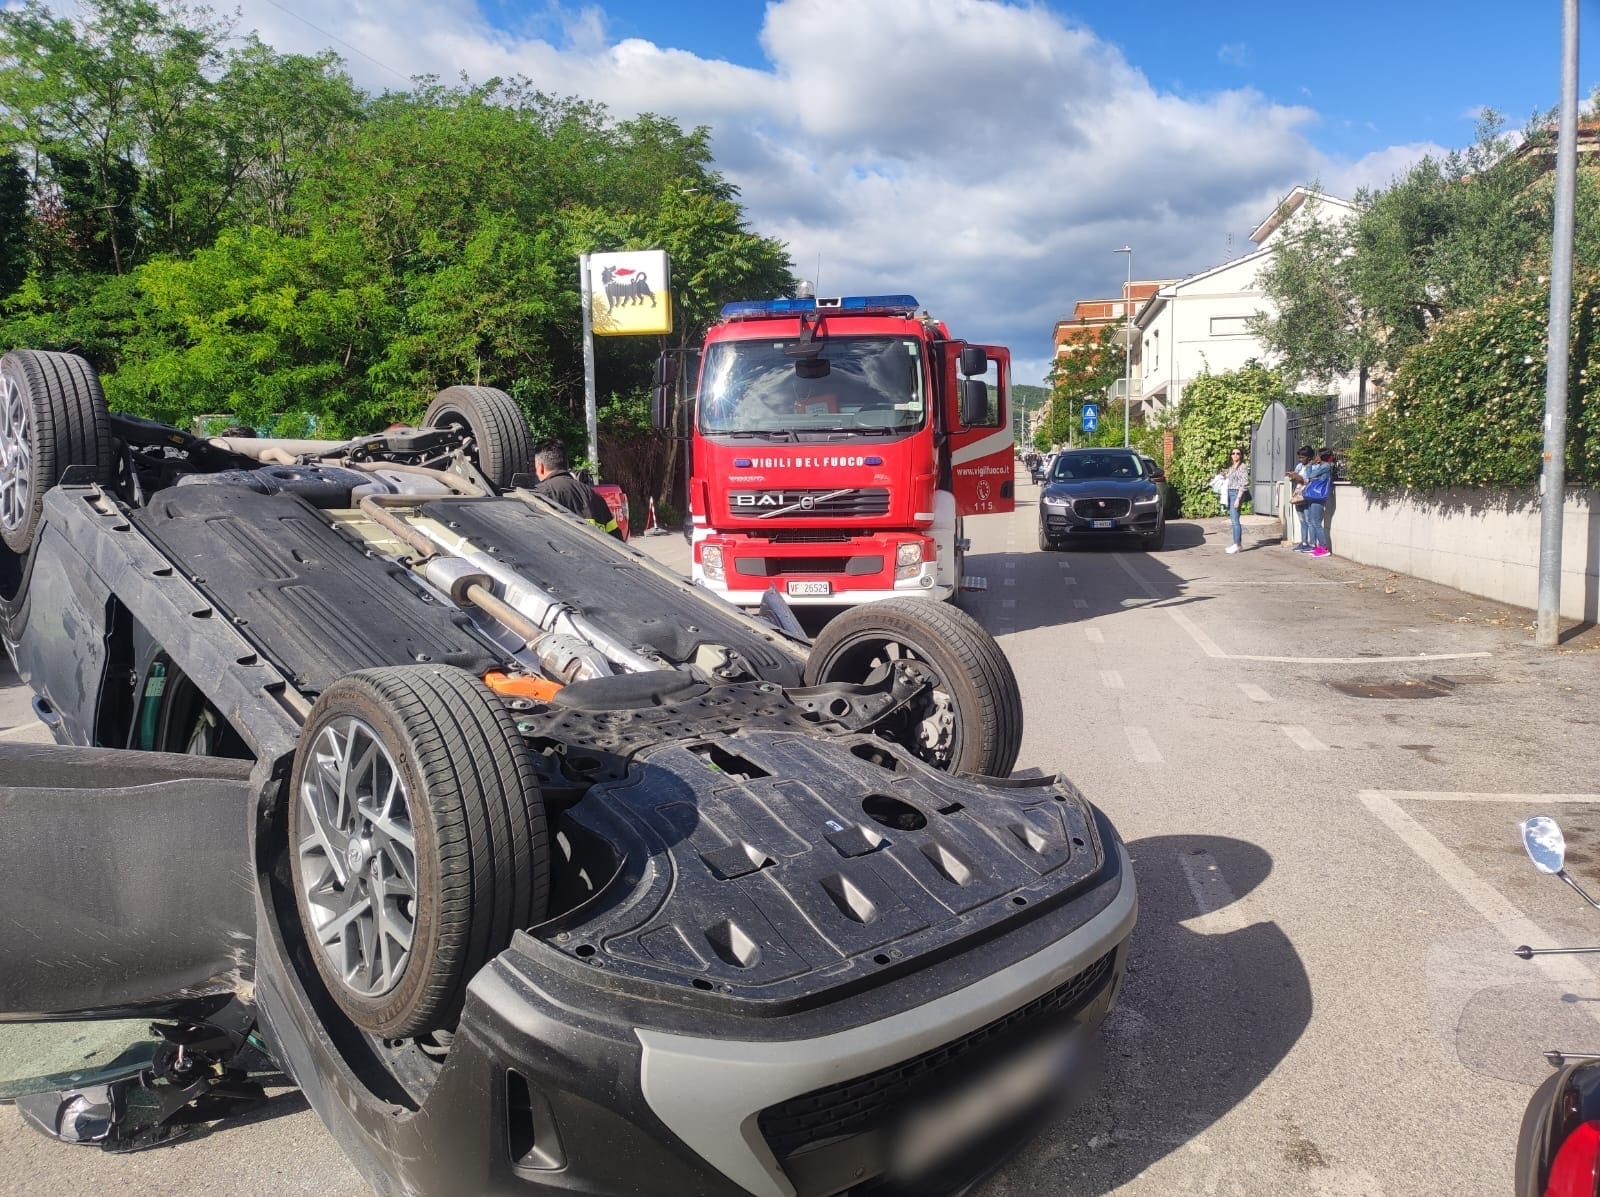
[728,489,891,519]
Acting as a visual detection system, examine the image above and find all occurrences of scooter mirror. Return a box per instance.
[1521,815,1567,875]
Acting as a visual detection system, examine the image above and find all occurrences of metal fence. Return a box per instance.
[1285,396,1366,479]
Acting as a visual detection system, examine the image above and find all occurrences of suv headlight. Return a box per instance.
[701,544,725,580]
[1133,493,1161,506]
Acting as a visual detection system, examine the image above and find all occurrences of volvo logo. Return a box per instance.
[798,495,815,510]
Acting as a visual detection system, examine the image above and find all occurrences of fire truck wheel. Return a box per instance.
[803,598,1022,777]
[424,386,535,491]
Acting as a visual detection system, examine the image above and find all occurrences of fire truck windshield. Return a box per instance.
[697,336,926,437]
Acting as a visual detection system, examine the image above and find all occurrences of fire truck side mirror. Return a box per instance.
[960,378,990,427]
[958,346,988,377]
[652,355,678,431]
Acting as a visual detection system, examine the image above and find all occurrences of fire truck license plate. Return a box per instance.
[787,580,831,597]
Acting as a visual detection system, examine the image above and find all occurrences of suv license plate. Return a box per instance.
[787,580,831,596]
[1091,519,1116,529]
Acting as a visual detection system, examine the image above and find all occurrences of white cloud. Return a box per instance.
[1217,42,1250,68]
[221,0,1441,387]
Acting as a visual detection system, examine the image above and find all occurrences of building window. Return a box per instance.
[1151,329,1159,369]
[1209,315,1250,337]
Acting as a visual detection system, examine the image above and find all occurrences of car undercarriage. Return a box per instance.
[0,349,1134,1196]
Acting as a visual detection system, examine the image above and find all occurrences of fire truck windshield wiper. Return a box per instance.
[716,428,798,441]
[805,426,897,436]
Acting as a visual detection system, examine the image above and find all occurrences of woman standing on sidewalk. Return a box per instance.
[1222,447,1249,554]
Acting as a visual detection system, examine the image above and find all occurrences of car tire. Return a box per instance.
[0,350,113,555]
[423,386,535,491]
[1037,522,1056,553]
[803,597,1022,777]
[1144,521,1165,551]
[287,665,549,1039]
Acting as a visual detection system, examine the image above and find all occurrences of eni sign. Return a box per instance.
[586,250,672,336]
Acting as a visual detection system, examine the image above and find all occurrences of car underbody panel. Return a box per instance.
[0,742,257,1019]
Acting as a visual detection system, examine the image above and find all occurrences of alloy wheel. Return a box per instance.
[296,716,419,997]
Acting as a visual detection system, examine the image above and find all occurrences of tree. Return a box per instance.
[1042,323,1121,445]
[1253,113,1570,394]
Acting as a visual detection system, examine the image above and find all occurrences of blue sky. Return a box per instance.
[238,0,1592,384]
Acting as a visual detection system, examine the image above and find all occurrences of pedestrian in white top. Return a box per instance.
[1222,448,1249,553]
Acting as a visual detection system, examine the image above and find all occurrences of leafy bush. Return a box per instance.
[1169,362,1285,515]
[1345,275,1600,491]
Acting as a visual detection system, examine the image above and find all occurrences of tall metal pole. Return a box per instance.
[578,254,600,475]
[1536,0,1579,648]
[1115,246,1133,448]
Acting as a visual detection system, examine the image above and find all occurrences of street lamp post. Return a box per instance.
[1114,246,1133,448]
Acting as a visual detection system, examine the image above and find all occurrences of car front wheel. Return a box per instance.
[287,665,549,1038]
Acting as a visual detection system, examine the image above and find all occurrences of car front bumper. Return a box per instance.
[258,817,1135,1197]
[1041,502,1162,539]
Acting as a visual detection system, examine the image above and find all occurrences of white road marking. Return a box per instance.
[1282,724,1329,751]
[1111,554,1492,664]
[1180,850,1248,934]
[1003,577,1015,587]
[1238,683,1273,703]
[1005,561,1016,570]
[1002,599,1016,609]
[1124,726,1162,763]
[1063,577,1077,587]
[1101,670,1125,690]
[1058,560,1071,569]
[1085,627,1104,644]
[1373,791,1600,805]
[1073,599,1088,609]
[1360,790,1600,1021]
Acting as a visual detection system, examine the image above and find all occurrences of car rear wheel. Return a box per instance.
[288,665,549,1038]
[0,350,113,555]
[423,386,535,491]
[803,598,1022,777]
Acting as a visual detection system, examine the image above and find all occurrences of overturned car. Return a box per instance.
[0,349,1135,1196]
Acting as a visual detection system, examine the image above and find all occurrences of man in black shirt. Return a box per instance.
[530,441,623,538]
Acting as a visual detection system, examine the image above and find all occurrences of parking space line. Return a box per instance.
[1003,577,1015,586]
[1002,599,1016,609]
[1073,599,1088,609]
[1084,627,1104,644]
[1369,791,1600,804]
[1005,561,1016,570]
[1124,726,1162,763]
[1360,791,1600,1015]
[1063,577,1077,587]
[1282,725,1329,751]
[1101,670,1124,690]
[1239,683,1272,703]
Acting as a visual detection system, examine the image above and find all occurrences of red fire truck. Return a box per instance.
[655,293,1014,607]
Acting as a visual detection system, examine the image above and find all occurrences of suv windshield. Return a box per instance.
[697,336,927,436]
[1050,452,1145,481]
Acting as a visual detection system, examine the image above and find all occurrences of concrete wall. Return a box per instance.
[1282,483,1600,622]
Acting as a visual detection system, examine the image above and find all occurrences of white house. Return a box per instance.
[1132,187,1361,417]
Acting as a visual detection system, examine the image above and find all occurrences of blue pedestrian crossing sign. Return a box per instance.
[1081,403,1099,432]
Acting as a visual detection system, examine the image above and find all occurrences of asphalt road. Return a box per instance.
[3,474,1599,1196]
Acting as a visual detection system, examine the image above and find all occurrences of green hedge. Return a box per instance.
[1170,362,1284,516]
[1346,276,1600,491]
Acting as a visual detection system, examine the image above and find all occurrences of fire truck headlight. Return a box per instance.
[895,542,924,581]
[701,544,725,581]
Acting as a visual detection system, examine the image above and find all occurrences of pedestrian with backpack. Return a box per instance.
[1288,446,1332,557]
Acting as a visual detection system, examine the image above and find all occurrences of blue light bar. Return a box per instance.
[720,294,920,319]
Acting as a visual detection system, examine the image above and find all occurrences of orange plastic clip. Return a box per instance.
[483,671,564,702]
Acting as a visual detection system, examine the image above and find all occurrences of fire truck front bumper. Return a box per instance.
[694,532,949,606]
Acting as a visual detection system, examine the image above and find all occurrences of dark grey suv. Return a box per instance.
[1038,449,1165,551]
